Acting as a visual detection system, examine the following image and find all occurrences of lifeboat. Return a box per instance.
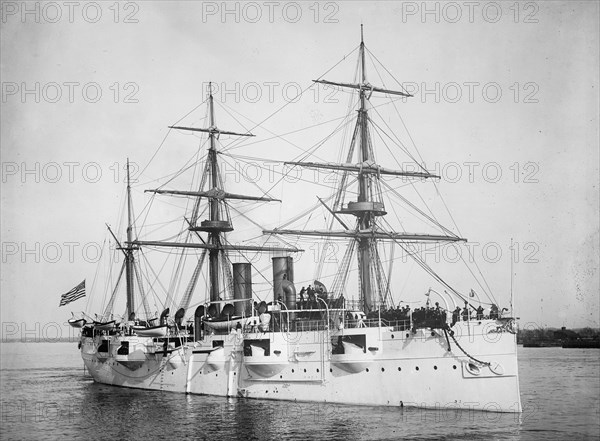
[68,318,86,328]
[93,320,116,331]
[132,324,168,338]
[203,316,245,331]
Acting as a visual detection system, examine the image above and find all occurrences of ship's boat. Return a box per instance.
[202,317,245,331]
[131,324,168,338]
[92,320,116,331]
[68,318,86,328]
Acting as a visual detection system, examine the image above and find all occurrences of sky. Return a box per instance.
[1,1,599,341]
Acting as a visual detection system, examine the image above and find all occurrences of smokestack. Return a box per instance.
[272,257,295,309]
[233,263,252,316]
[194,305,204,341]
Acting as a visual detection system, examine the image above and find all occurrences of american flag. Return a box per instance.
[59,280,86,307]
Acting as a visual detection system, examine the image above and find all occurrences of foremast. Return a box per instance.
[125,159,135,318]
[206,89,226,305]
[264,27,464,312]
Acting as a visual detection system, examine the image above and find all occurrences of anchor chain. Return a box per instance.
[446,327,491,366]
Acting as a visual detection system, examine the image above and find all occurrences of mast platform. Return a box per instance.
[190,220,234,233]
[335,201,387,216]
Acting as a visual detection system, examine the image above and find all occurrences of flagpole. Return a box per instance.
[125,158,135,319]
[510,237,515,317]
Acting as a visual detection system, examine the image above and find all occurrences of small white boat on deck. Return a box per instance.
[203,316,245,331]
[68,318,87,328]
[131,324,168,338]
[93,320,116,331]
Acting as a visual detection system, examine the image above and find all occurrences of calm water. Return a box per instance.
[1,343,598,440]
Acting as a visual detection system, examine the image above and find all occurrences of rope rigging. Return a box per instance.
[84,34,505,327]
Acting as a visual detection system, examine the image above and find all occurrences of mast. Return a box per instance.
[357,25,375,311]
[263,27,464,313]
[125,158,135,318]
[510,237,514,316]
[138,83,296,308]
[207,84,221,304]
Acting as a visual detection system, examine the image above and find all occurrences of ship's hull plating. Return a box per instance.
[81,320,521,412]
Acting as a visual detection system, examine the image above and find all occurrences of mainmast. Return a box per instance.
[263,27,464,312]
[356,24,376,310]
[125,158,135,318]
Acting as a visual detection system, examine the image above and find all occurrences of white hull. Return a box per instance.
[81,319,521,412]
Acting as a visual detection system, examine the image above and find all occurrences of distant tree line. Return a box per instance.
[518,327,600,345]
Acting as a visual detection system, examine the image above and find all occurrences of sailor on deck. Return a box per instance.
[476,305,484,320]
[462,302,470,321]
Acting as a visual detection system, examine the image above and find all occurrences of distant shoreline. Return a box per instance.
[1,338,79,343]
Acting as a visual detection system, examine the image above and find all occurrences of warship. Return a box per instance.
[67,29,522,412]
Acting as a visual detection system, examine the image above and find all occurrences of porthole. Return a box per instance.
[366,368,369,372]
[391,334,395,339]
[397,367,401,371]
[406,333,410,338]
[330,368,333,373]
[303,369,306,373]
[465,362,481,376]
[434,366,438,370]
[316,369,319,373]
[291,369,295,373]
[453,365,457,370]
[415,366,419,371]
